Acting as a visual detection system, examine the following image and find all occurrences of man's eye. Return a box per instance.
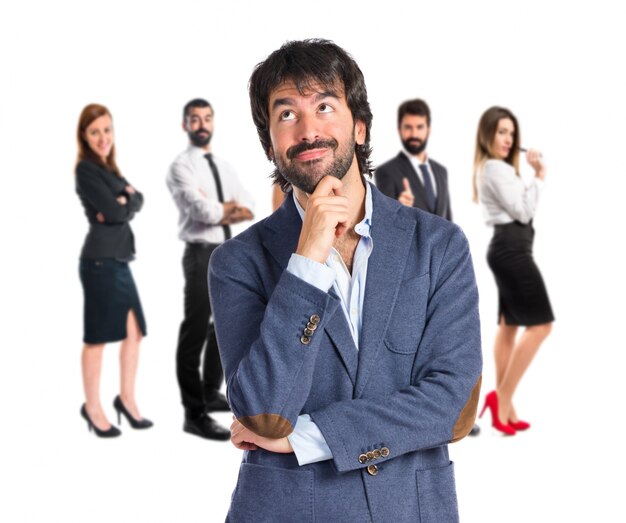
[319,103,334,113]
[280,110,295,121]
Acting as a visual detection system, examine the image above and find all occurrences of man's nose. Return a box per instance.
[296,112,320,142]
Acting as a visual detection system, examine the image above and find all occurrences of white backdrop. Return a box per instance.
[1,1,625,521]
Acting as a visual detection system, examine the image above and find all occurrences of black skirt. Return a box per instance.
[487,222,554,326]
[79,259,147,344]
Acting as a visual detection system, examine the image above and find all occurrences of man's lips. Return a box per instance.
[295,148,328,161]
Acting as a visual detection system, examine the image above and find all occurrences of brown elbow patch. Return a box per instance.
[451,375,482,442]
[239,414,294,438]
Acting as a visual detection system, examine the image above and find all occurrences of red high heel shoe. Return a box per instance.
[479,391,516,435]
[508,419,530,431]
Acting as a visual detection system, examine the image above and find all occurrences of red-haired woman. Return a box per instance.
[75,104,152,437]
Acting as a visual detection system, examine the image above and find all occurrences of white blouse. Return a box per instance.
[477,159,544,226]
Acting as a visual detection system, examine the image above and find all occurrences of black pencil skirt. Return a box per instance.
[487,222,554,326]
[79,259,147,344]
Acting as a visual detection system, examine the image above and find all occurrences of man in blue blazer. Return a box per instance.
[209,39,482,522]
[375,99,452,221]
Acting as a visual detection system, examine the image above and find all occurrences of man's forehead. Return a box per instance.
[187,107,213,118]
[269,79,345,104]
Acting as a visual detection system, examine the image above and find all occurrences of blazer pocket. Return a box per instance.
[415,461,459,523]
[384,273,429,354]
[228,463,314,522]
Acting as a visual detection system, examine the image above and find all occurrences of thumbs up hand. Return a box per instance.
[398,177,414,207]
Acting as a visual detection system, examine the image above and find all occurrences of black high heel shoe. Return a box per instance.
[80,404,121,438]
[113,395,153,429]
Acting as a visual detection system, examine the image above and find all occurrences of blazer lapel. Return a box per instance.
[262,194,358,384]
[431,162,446,218]
[355,185,416,397]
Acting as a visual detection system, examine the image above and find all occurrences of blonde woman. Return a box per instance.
[473,106,553,435]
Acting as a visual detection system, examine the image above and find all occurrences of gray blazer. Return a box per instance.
[375,153,452,221]
[209,183,482,523]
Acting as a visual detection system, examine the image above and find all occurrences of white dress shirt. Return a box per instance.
[166,145,254,243]
[402,150,438,196]
[477,159,543,226]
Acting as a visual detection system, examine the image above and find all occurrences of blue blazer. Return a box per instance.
[209,183,482,523]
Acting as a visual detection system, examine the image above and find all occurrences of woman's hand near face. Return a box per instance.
[526,149,545,180]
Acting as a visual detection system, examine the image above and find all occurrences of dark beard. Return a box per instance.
[274,136,356,194]
[188,128,212,147]
[402,137,428,155]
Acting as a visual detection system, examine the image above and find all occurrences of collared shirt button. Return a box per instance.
[300,335,311,345]
[358,454,368,464]
[309,314,320,325]
[367,464,378,476]
[380,447,390,457]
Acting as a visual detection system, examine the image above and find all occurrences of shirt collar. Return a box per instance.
[187,144,212,157]
[401,149,429,167]
[292,179,373,238]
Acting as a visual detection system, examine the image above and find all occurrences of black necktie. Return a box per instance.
[418,163,437,213]
[205,153,232,240]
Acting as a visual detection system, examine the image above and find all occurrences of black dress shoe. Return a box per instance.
[204,392,230,412]
[113,395,153,429]
[469,424,481,436]
[184,414,230,441]
[80,404,121,438]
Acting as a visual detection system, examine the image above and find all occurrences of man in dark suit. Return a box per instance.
[209,39,482,521]
[375,99,452,220]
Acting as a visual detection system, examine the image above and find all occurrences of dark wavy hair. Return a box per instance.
[248,39,373,191]
[397,98,431,128]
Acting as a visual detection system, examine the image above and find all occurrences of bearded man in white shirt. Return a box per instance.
[166,98,254,440]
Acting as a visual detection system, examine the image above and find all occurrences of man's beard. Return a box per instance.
[402,136,428,155]
[274,135,356,194]
[188,128,212,147]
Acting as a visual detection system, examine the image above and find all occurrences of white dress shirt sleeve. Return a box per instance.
[230,167,255,212]
[168,159,224,224]
[287,414,333,465]
[484,161,543,224]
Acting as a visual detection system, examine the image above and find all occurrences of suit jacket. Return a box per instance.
[75,160,143,259]
[375,153,452,220]
[209,183,481,523]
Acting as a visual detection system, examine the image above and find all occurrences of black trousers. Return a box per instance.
[176,242,223,418]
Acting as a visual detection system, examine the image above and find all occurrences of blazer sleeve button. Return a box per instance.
[372,449,381,459]
[304,328,314,337]
[309,314,321,325]
[380,447,390,457]
[358,454,368,464]
[366,451,375,461]
[300,335,311,345]
[367,464,379,476]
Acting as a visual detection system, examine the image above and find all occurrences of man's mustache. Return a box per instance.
[287,139,338,160]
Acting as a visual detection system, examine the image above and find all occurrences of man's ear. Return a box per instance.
[355,120,366,145]
[182,119,188,132]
